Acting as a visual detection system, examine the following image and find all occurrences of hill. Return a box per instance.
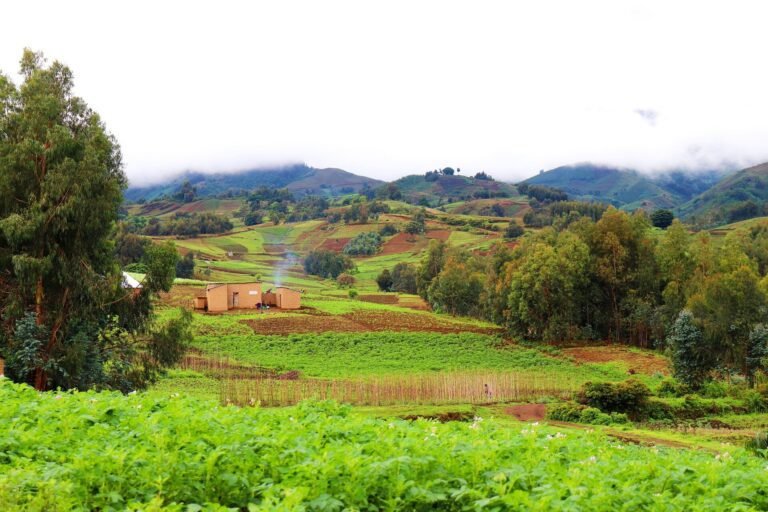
[125,164,383,202]
[393,173,518,205]
[679,162,768,226]
[522,163,725,210]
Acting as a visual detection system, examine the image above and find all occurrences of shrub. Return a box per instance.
[336,273,356,288]
[547,402,628,426]
[304,250,355,278]
[504,221,524,239]
[700,380,728,398]
[656,378,692,398]
[746,431,768,457]
[376,269,393,292]
[743,389,768,413]
[579,379,650,418]
[348,289,359,299]
[343,232,382,256]
[379,224,398,236]
[547,402,585,422]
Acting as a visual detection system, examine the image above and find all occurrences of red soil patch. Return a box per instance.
[506,404,547,421]
[243,310,502,335]
[563,346,670,375]
[358,294,399,304]
[425,230,451,241]
[318,238,350,252]
[380,232,420,255]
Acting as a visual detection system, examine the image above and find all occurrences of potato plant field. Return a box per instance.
[2,380,768,511]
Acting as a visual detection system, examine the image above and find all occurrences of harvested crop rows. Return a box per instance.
[243,310,503,335]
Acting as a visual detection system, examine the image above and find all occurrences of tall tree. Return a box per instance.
[0,51,187,391]
[0,51,126,389]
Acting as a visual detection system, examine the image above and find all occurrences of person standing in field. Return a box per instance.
[484,383,493,401]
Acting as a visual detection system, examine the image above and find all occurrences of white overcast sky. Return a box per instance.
[2,0,768,185]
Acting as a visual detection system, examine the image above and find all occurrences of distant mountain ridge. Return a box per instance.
[125,164,384,201]
[678,162,768,225]
[522,163,727,210]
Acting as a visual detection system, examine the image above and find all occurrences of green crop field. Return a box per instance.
[2,380,766,511]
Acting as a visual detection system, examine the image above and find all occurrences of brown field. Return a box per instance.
[425,229,451,241]
[358,294,399,304]
[318,237,350,252]
[244,310,502,335]
[380,232,425,255]
[563,346,670,375]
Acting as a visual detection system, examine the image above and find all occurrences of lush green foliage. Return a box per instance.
[192,330,618,379]
[651,208,674,228]
[578,379,651,418]
[343,231,382,256]
[303,249,355,278]
[141,212,233,237]
[1,381,767,510]
[0,50,182,392]
[547,402,629,425]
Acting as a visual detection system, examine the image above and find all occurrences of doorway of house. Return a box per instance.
[233,292,239,307]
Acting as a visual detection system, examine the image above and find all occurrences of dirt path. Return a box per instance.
[504,404,712,451]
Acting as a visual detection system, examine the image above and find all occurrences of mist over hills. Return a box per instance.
[126,160,768,228]
[124,164,383,202]
[521,164,729,211]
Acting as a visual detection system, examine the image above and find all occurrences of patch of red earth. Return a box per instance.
[358,294,399,304]
[563,346,670,375]
[243,310,502,335]
[380,232,422,255]
[318,238,350,252]
[425,230,451,241]
[506,404,547,421]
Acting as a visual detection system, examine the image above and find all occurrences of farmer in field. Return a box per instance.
[484,383,493,401]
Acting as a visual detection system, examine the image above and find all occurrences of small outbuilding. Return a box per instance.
[263,287,302,310]
[195,282,263,312]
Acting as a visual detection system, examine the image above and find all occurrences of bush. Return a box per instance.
[504,221,524,239]
[376,269,393,292]
[656,378,692,398]
[343,232,382,256]
[579,379,650,418]
[700,380,728,398]
[348,289,358,299]
[379,224,398,236]
[547,402,629,425]
[304,250,355,279]
[743,389,768,413]
[336,273,356,288]
[746,431,768,457]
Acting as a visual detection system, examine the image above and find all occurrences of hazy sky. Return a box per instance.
[2,1,768,185]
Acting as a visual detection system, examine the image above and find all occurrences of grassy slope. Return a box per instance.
[523,164,680,209]
[680,162,768,223]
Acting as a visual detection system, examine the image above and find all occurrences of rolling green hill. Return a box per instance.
[125,164,383,202]
[393,173,518,205]
[522,163,726,210]
[679,162,768,226]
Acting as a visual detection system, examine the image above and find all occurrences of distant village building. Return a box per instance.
[121,272,143,296]
[194,283,301,311]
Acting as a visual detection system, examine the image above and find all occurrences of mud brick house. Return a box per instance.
[195,283,301,311]
[262,287,301,309]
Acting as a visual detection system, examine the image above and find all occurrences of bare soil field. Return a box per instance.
[244,310,503,335]
[563,346,670,375]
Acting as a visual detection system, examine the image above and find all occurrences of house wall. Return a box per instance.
[227,282,262,309]
[276,287,301,309]
[263,292,277,306]
[206,285,229,312]
[193,297,207,310]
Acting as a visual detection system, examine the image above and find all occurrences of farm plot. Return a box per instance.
[4,381,767,511]
[244,310,502,335]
